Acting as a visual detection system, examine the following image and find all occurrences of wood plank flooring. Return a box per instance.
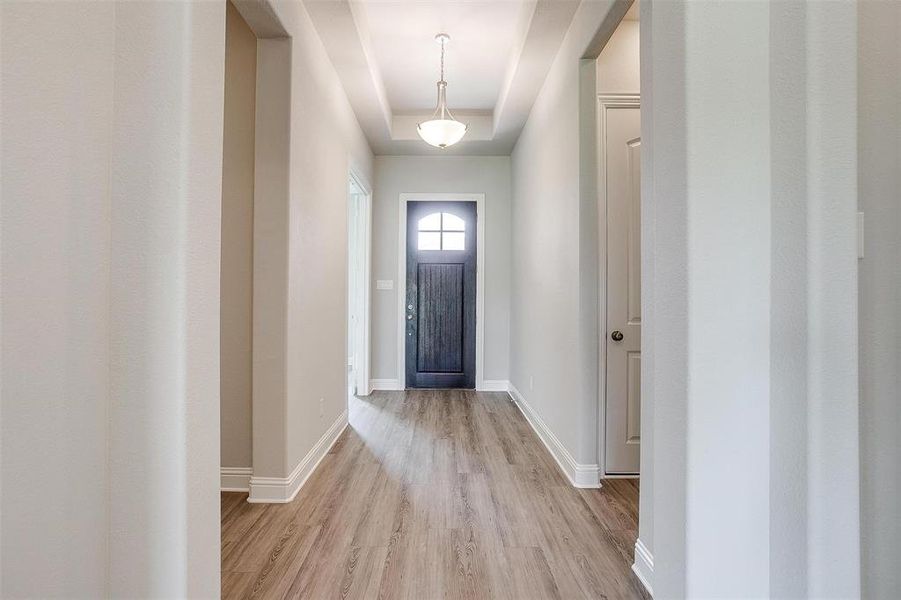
[221,390,648,599]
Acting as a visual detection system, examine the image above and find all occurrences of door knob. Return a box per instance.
[611,330,624,341]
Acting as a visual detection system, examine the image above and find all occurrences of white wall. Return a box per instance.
[858,2,901,598]
[244,0,374,482]
[509,0,618,472]
[637,2,684,593]
[221,0,256,471]
[641,1,860,597]
[371,155,511,384]
[2,2,225,597]
[2,3,115,595]
[108,3,225,596]
[683,4,772,593]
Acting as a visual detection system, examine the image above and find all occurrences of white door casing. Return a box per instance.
[602,96,641,475]
[347,169,372,396]
[348,191,361,390]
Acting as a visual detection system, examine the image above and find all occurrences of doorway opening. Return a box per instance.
[219,0,291,502]
[596,0,641,479]
[219,0,257,494]
[590,1,647,591]
[347,172,372,398]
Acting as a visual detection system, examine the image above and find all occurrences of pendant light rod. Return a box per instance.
[417,32,467,149]
[438,33,447,82]
[435,34,451,121]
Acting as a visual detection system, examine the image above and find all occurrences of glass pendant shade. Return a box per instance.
[417,35,467,149]
[417,117,467,148]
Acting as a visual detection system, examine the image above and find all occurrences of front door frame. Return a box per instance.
[397,193,486,390]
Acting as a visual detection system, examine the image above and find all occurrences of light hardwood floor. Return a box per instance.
[221,390,648,599]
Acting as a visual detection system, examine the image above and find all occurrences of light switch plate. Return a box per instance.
[376,279,394,290]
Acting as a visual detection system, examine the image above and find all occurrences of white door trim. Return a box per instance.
[349,166,372,395]
[597,94,640,477]
[397,193,486,390]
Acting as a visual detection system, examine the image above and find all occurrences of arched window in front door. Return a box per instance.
[417,212,465,251]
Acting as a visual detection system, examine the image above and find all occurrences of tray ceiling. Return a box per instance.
[305,0,580,155]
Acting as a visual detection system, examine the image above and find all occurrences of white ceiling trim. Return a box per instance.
[491,0,580,149]
[303,0,393,146]
[346,0,393,135]
[493,0,539,135]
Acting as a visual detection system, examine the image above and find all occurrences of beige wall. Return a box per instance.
[251,35,291,481]
[221,1,256,470]
[596,18,639,94]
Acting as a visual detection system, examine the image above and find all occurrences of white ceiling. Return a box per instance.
[363,1,529,112]
[305,0,580,155]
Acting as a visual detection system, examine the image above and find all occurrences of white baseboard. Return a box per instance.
[220,467,253,492]
[371,379,511,392]
[603,472,640,480]
[507,383,601,488]
[248,409,348,503]
[369,378,402,391]
[478,379,510,392]
[632,538,654,597]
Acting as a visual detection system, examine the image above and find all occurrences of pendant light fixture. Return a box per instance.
[417,33,467,149]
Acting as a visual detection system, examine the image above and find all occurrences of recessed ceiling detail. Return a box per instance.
[304,0,580,155]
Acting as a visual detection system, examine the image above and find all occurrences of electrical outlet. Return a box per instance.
[529,376,534,391]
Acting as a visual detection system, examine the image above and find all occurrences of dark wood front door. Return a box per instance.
[405,201,476,389]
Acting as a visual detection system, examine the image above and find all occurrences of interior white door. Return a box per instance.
[604,103,641,475]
